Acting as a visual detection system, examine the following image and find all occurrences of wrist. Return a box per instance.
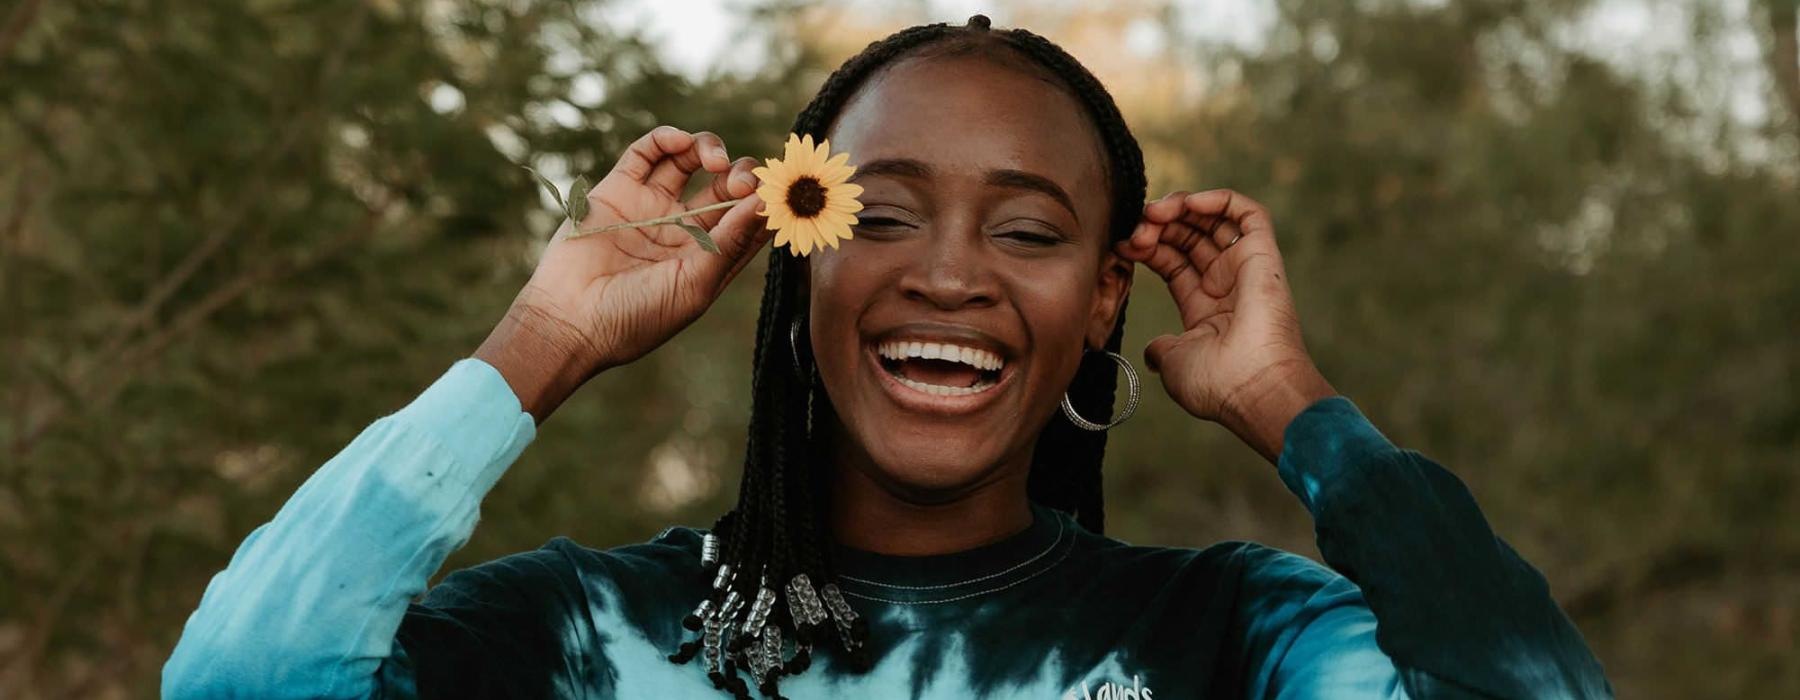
[1222,360,1336,463]
[473,298,599,424]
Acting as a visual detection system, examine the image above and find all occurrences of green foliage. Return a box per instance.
[566,175,591,225]
[0,0,798,693]
[680,222,722,253]
[1,0,1794,697]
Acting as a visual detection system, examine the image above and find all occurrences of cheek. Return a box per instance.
[806,256,879,365]
[1010,263,1101,377]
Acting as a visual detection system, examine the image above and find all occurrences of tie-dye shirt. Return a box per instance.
[164,359,1612,699]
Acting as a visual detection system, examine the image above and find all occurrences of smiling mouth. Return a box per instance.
[875,340,1005,397]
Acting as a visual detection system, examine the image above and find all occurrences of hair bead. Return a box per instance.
[701,532,721,567]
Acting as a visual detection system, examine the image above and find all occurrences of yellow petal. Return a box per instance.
[824,197,863,214]
[831,183,864,200]
[795,219,820,255]
[819,166,854,187]
[764,206,794,230]
[778,157,803,182]
[822,209,858,227]
[758,159,790,187]
[824,219,851,247]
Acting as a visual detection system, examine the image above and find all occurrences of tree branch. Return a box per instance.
[86,3,374,379]
[10,201,391,455]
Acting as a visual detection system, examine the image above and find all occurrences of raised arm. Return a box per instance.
[163,126,772,698]
[1117,190,1612,699]
[162,359,535,698]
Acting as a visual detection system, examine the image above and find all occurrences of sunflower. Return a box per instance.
[752,134,864,257]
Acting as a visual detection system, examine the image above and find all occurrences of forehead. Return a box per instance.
[826,52,1109,212]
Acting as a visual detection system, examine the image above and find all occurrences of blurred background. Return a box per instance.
[2,0,1796,696]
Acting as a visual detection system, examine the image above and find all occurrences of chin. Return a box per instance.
[849,426,1019,499]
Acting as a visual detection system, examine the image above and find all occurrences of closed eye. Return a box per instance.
[854,216,915,235]
[858,216,909,228]
[998,230,1063,247]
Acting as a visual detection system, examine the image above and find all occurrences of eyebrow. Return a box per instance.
[985,169,1079,223]
[852,158,1080,222]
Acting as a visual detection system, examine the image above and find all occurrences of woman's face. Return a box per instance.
[808,52,1131,500]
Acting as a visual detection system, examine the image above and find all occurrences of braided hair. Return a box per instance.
[669,15,1147,699]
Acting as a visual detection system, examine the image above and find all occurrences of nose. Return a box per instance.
[897,222,1000,311]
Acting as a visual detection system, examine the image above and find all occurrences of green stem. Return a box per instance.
[567,197,747,240]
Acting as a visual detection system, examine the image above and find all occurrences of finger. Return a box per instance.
[1135,241,1204,300]
[1184,189,1275,243]
[687,157,760,229]
[1141,191,1191,224]
[1193,219,1244,297]
[1208,213,1246,252]
[1152,214,1225,282]
[700,194,772,277]
[1151,242,1231,326]
[1199,213,1286,300]
[645,134,716,200]
[609,125,695,185]
[1143,334,1180,374]
[1119,219,1164,260]
[691,131,731,173]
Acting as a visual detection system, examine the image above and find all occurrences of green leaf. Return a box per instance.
[522,166,564,212]
[678,223,720,254]
[567,176,591,223]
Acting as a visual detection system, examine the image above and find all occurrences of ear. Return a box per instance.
[1085,247,1134,349]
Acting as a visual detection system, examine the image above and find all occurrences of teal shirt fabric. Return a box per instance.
[163,359,1612,699]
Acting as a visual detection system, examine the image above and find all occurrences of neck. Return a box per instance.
[827,443,1034,557]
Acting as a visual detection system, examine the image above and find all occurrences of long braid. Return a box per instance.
[671,15,1146,696]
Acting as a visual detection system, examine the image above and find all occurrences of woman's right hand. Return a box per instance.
[476,126,772,422]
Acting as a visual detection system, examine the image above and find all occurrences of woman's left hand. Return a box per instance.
[1115,190,1337,462]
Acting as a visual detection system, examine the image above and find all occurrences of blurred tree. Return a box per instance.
[0,0,805,694]
[1113,1,1800,697]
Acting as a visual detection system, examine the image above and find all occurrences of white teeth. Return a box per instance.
[894,374,998,396]
[875,339,1006,381]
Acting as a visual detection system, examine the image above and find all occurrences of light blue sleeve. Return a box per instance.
[1241,396,1611,699]
[162,358,536,699]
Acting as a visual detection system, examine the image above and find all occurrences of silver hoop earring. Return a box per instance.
[1060,350,1140,431]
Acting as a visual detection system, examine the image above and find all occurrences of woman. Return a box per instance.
[164,17,1612,700]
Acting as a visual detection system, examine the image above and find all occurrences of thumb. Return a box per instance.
[1143,334,1181,374]
[704,194,772,275]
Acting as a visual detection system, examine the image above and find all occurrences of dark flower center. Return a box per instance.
[785,176,828,218]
